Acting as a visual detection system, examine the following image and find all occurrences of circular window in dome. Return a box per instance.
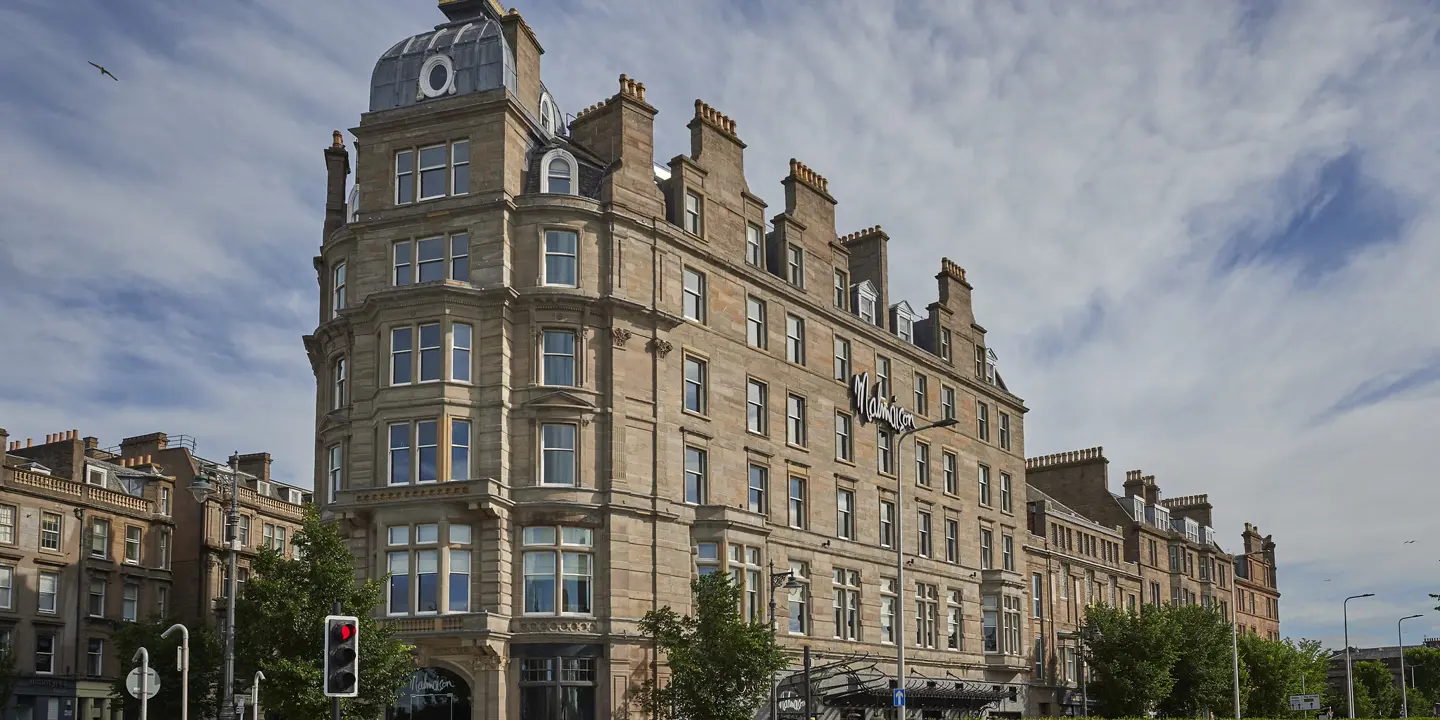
[419,54,455,99]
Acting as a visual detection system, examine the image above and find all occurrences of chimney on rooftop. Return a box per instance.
[237,453,272,484]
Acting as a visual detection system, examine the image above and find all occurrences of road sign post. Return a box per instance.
[893,687,906,707]
[1291,694,1322,712]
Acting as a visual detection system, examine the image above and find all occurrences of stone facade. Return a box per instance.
[1235,523,1280,640]
[307,2,1031,718]
[0,428,177,720]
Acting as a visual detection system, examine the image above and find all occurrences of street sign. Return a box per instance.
[893,688,906,707]
[126,667,161,699]
[1290,694,1322,711]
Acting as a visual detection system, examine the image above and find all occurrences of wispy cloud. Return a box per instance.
[1,0,1437,647]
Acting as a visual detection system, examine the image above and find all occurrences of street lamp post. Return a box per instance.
[1227,549,1262,720]
[161,623,190,720]
[893,417,957,720]
[189,453,243,720]
[767,562,803,720]
[1344,593,1375,720]
[252,670,266,720]
[1399,614,1424,718]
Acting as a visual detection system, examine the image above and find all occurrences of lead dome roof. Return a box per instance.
[369,7,517,113]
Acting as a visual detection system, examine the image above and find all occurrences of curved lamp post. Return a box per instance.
[1399,614,1423,718]
[767,562,803,720]
[161,623,190,720]
[1344,593,1375,719]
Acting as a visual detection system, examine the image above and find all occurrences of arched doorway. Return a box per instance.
[387,666,473,720]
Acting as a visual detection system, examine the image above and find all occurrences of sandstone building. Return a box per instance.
[1235,522,1280,641]
[307,0,1031,717]
[0,429,176,720]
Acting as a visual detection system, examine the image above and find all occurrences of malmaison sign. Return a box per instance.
[849,372,916,433]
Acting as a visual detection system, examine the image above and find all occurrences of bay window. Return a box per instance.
[523,526,594,615]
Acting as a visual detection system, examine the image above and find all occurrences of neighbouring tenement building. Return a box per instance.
[1235,522,1280,640]
[307,1,1030,718]
[0,429,176,720]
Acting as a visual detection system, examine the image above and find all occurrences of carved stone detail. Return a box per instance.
[513,619,599,634]
[611,327,632,348]
[647,338,673,357]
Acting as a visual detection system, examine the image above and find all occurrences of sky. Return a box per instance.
[1,0,1437,649]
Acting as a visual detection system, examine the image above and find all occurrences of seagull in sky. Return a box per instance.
[1405,540,1417,544]
[88,62,118,81]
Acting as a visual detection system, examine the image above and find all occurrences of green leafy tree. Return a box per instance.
[234,507,414,719]
[1158,604,1234,717]
[1081,602,1180,717]
[1405,686,1433,717]
[1239,632,1295,717]
[0,642,18,713]
[1354,659,1401,718]
[634,572,788,720]
[1408,647,1440,712]
[109,618,223,719]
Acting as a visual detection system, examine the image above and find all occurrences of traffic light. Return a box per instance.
[323,615,359,697]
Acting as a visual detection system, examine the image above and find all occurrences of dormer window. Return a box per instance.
[896,316,912,343]
[540,150,577,195]
[890,301,919,344]
[539,94,555,135]
[86,467,106,487]
[855,281,878,325]
[786,245,805,287]
[684,192,703,235]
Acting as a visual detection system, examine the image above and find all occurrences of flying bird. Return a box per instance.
[1405,540,1417,544]
[88,62,118,81]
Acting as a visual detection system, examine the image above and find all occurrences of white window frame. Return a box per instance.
[451,140,469,195]
[916,441,930,486]
[940,329,952,362]
[746,223,763,266]
[332,356,347,409]
[450,419,471,482]
[786,244,804,287]
[418,322,443,383]
[943,451,958,495]
[38,571,58,614]
[122,583,139,622]
[785,314,805,365]
[684,446,707,505]
[541,329,578,386]
[786,393,807,447]
[540,149,578,195]
[746,296,766,349]
[832,568,860,641]
[945,518,959,563]
[833,269,848,310]
[857,282,878,324]
[833,337,850,381]
[682,267,707,323]
[747,464,768,515]
[540,423,578,487]
[836,488,854,540]
[917,511,932,558]
[417,144,449,201]
[40,512,60,551]
[450,323,472,383]
[328,445,342,503]
[941,386,955,420]
[390,327,413,385]
[914,373,928,415]
[85,467,106,487]
[331,262,347,317]
[879,500,895,548]
[542,229,579,287]
[835,412,853,462]
[788,476,807,530]
[683,191,703,235]
[746,379,768,435]
[683,355,708,415]
[881,577,897,644]
[90,518,109,559]
[395,150,414,205]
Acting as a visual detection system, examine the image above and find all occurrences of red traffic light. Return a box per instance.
[336,623,354,641]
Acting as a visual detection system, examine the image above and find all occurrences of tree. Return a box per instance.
[1238,634,1331,717]
[234,507,414,719]
[0,642,17,713]
[109,618,223,719]
[1407,646,1440,713]
[1158,604,1234,717]
[1081,602,1180,717]
[634,572,788,720]
[1354,659,1401,718]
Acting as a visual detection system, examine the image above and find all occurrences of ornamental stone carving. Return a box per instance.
[513,619,599,634]
[611,327,632,348]
[647,338,673,357]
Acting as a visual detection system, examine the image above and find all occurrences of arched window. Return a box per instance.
[540,149,577,195]
[539,94,554,135]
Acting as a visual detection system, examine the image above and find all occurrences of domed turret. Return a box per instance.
[369,0,517,113]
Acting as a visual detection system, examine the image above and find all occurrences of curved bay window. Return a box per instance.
[519,652,597,720]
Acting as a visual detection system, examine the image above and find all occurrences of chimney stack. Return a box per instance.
[237,452,273,484]
[842,226,890,331]
[323,131,351,240]
[569,74,664,218]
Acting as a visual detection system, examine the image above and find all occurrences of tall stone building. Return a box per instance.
[0,429,176,720]
[1023,478,1141,716]
[307,0,1030,717]
[1234,523,1280,640]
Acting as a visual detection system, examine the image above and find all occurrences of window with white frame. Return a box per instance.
[983,595,1000,653]
[1004,595,1023,654]
[419,144,453,201]
[684,446,706,505]
[523,527,594,615]
[744,378,769,435]
[394,234,470,285]
[913,374,927,415]
[833,337,850,381]
[975,344,987,379]
[35,633,54,674]
[746,296,767,349]
[419,323,442,382]
[91,518,109,559]
[1001,472,1013,512]
[391,327,413,384]
[543,230,579,286]
[943,452,957,494]
[786,245,804,287]
[683,355,707,415]
[945,518,959,563]
[542,151,576,195]
[124,526,141,564]
[836,489,855,540]
[450,419,470,481]
[877,428,894,475]
[835,412,853,462]
[449,543,471,613]
[541,423,577,486]
[788,476,807,530]
[540,329,578,386]
[328,445,342,502]
[1003,533,1015,571]
[916,442,931,486]
[332,356,347,409]
[786,394,807,447]
[695,542,720,576]
[746,223,763,266]
[728,545,765,623]
[833,568,860,640]
[451,141,469,194]
[40,512,60,551]
[331,262,347,317]
[683,191,703,235]
[881,577,897,643]
[38,571,58,613]
[977,401,990,441]
[1000,413,1012,450]
[941,386,955,420]
[879,499,895,548]
[450,324,472,383]
[122,583,139,622]
[1033,573,1044,618]
[160,529,170,567]
[785,314,805,364]
[87,638,104,677]
[388,420,440,485]
[916,583,938,648]
[980,527,994,570]
[940,329,952,362]
[833,269,848,310]
[947,590,965,650]
[896,314,913,343]
[748,464,768,515]
[918,511,932,557]
[0,505,15,544]
[88,580,105,617]
[876,356,891,396]
[787,562,809,634]
[0,567,13,610]
[682,268,706,322]
[858,284,877,325]
[395,149,415,204]
[979,464,991,506]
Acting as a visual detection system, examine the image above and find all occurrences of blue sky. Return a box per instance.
[1,0,1438,649]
